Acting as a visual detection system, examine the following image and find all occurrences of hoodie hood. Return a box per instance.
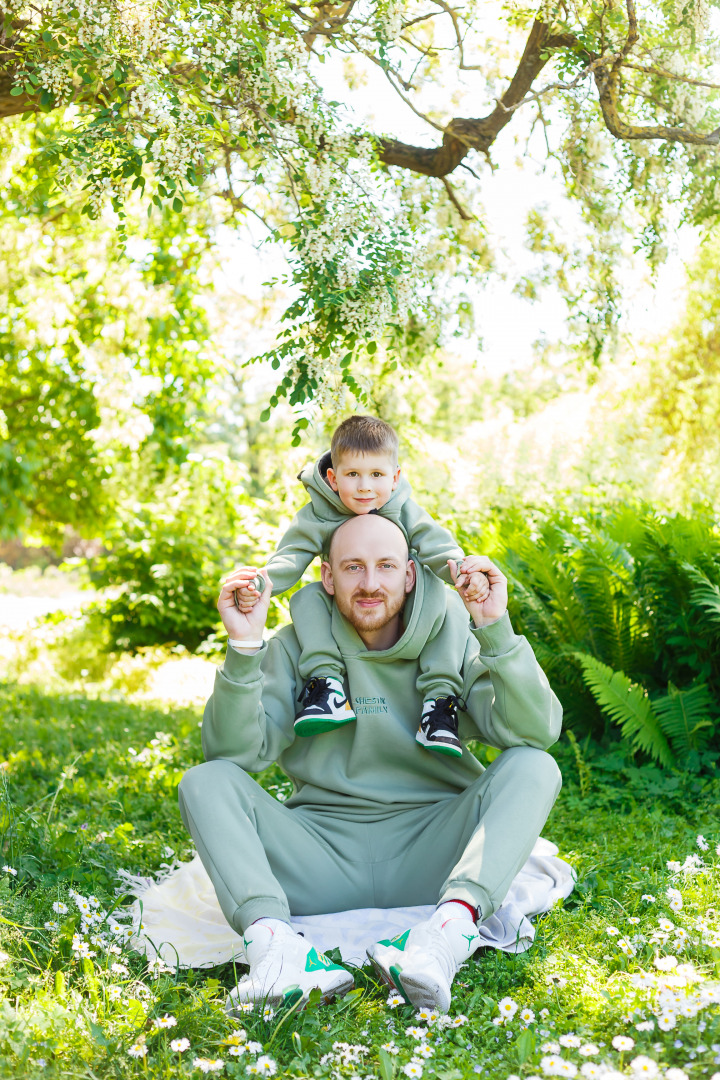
[298,450,413,527]
[329,557,466,663]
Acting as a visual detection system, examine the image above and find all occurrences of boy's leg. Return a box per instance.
[289,583,356,735]
[415,595,469,756]
[178,758,372,933]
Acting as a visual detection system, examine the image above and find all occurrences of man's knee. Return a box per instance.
[178,758,243,811]
[495,745,562,799]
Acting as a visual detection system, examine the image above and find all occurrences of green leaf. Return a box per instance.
[575,653,674,767]
[652,682,714,757]
[379,1047,395,1080]
[516,1027,535,1065]
[42,30,53,42]
[173,198,183,213]
[9,86,24,97]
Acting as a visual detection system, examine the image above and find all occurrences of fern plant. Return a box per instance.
[462,500,720,768]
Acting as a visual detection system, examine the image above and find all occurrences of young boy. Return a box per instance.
[235,415,489,756]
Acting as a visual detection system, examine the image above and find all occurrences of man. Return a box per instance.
[178,514,562,1013]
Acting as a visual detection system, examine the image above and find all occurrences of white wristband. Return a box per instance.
[228,638,264,649]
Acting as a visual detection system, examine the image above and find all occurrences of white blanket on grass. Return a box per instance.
[120,837,574,968]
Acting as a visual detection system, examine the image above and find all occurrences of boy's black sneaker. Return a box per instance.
[294,677,356,737]
[416,696,463,758]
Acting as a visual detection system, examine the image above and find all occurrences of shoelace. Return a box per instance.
[423,695,460,734]
[298,677,331,708]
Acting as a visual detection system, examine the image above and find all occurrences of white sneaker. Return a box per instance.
[367,911,481,1012]
[226,920,355,1013]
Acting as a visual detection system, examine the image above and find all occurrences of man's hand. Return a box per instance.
[449,557,508,627]
[218,567,273,648]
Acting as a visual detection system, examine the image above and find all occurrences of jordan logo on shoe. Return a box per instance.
[304,947,345,972]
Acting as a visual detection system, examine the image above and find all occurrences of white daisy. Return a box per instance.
[579,1044,599,1056]
[559,1035,582,1049]
[657,1013,676,1031]
[153,1014,177,1029]
[697,835,709,851]
[630,1056,659,1077]
[2,866,17,876]
[52,902,69,915]
[612,1035,635,1051]
[127,1043,147,1058]
[254,1056,277,1075]
[642,895,656,903]
[606,926,620,936]
[387,993,404,1008]
[521,1008,536,1024]
[403,1063,423,1078]
[193,1059,224,1073]
[170,1038,190,1052]
[498,997,518,1019]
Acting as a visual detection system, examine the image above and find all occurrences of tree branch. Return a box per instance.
[378,20,578,176]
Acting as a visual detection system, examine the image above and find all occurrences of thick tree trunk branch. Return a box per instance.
[378,21,578,176]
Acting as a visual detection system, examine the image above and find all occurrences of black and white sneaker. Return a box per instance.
[416,696,463,758]
[294,677,357,737]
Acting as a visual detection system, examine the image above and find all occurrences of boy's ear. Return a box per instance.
[320,561,335,595]
[326,467,339,492]
[392,465,401,489]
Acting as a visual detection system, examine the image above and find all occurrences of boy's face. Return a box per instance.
[326,451,401,514]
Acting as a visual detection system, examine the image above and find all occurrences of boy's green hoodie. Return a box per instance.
[202,564,562,819]
[265,451,464,594]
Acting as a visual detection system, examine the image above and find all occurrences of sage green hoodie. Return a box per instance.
[265,451,464,595]
[202,565,562,819]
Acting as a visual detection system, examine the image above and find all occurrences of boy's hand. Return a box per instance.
[448,557,508,627]
[463,570,491,604]
[233,578,262,613]
[218,567,272,645]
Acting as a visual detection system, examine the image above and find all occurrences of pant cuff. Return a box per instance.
[422,686,461,702]
[438,883,493,923]
[233,898,292,934]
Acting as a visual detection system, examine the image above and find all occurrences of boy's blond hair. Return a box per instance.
[330,415,399,466]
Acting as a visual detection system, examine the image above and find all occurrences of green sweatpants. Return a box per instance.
[177,746,561,934]
[289,582,468,700]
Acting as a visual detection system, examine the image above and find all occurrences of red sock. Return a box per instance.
[437,899,478,924]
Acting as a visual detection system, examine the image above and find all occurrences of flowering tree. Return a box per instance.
[1,0,719,431]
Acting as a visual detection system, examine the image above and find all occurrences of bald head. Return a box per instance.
[321,514,415,650]
[327,513,408,566]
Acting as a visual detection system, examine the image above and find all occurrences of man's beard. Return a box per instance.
[335,588,406,634]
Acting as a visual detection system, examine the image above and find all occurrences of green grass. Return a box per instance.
[1,680,719,1080]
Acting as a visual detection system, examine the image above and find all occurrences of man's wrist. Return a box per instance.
[471,613,504,629]
[228,636,265,654]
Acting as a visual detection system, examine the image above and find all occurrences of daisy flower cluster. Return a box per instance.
[45,887,136,960]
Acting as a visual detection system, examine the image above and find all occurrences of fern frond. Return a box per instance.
[574,652,675,767]
[681,562,720,636]
[652,682,715,756]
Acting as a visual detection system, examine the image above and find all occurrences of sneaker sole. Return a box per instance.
[294,715,356,737]
[389,963,450,1012]
[225,970,355,1014]
[415,731,463,757]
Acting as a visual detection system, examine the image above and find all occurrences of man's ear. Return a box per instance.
[404,558,416,594]
[326,467,339,492]
[320,560,335,595]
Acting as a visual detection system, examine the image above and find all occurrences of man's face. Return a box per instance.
[321,517,415,642]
